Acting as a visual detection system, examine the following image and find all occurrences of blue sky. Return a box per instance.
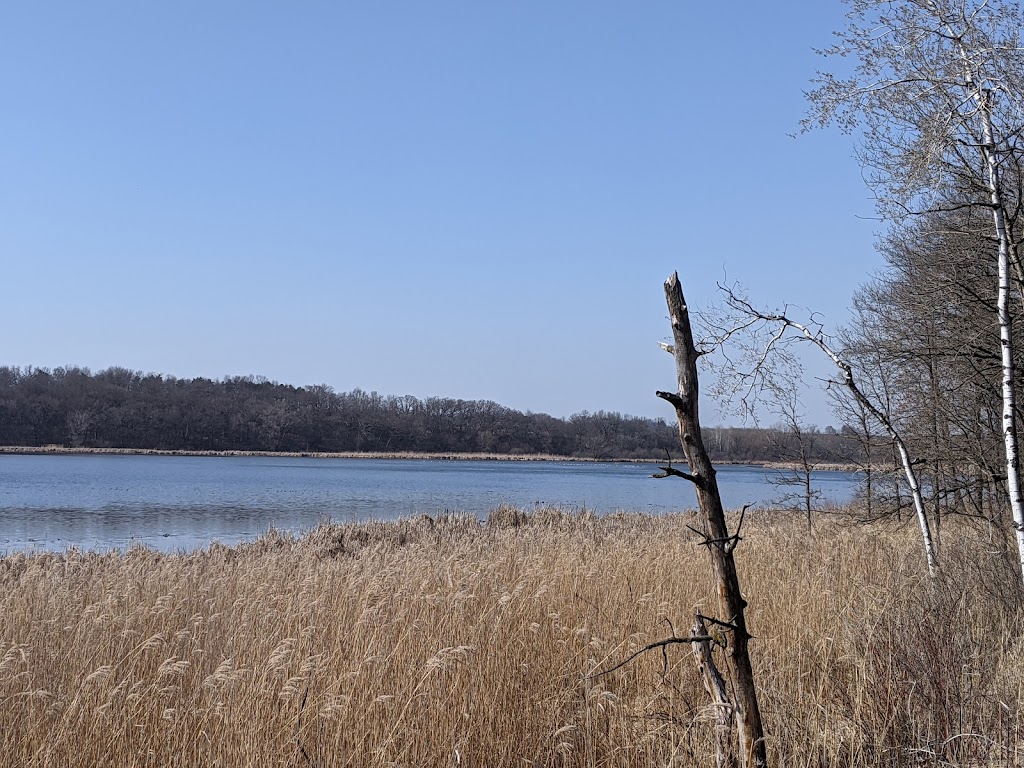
[1,2,879,427]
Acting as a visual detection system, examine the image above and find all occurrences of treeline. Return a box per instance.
[0,365,858,462]
[830,203,1024,523]
[788,0,1024,562]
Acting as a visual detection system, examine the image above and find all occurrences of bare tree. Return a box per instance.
[828,371,886,519]
[805,0,1024,580]
[707,286,939,575]
[765,389,822,532]
[838,213,1023,535]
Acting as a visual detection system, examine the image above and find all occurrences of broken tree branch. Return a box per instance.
[588,632,720,679]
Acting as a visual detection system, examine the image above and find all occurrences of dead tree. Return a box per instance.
[656,272,768,768]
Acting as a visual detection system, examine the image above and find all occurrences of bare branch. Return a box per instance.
[652,465,701,485]
[587,632,720,679]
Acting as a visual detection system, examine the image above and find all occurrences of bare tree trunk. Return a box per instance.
[891,440,902,522]
[691,613,737,768]
[942,16,1024,582]
[811,338,935,570]
[926,344,944,549]
[857,401,874,517]
[994,176,1024,578]
[802,446,813,533]
[657,273,768,768]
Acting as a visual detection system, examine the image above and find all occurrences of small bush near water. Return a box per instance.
[1,507,1023,766]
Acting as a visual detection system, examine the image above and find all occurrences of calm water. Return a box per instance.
[0,455,860,553]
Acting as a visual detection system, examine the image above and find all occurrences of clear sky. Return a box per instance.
[1,2,881,427]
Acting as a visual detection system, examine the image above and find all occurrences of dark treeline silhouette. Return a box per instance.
[0,366,858,462]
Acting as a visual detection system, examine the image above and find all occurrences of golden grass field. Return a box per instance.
[1,508,1022,767]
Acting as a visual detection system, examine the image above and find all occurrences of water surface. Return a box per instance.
[0,455,859,552]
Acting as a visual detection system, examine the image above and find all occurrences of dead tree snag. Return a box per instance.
[656,272,768,768]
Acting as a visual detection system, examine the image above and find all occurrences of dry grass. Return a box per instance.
[1,508,1022,766]
[0,446,651,462]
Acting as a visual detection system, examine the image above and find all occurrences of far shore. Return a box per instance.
[0,445,860,472]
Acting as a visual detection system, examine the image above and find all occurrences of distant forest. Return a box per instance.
[0,366,861,462]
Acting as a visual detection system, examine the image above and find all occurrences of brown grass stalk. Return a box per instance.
[0,508,1022,766]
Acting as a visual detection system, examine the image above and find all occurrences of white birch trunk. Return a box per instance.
[894,436,937,575]
[938,5,1024,582]
[779,320,939,574]
[985,143,1024,579]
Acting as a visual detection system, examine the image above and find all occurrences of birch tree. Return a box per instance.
[806,0,1024,581]
[841,212,1015,530]
[708,287,940,575]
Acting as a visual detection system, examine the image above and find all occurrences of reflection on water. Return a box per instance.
[0,455,860,553]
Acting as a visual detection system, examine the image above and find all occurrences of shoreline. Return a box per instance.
[0,446,646,462]
[0,445,861,472]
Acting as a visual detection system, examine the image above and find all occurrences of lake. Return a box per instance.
[0,455,861,553]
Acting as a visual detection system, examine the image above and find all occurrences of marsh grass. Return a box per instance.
[0,447,654,462]
[1,508,1022,766]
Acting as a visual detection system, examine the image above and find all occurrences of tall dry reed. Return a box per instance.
[1,508,1021,766]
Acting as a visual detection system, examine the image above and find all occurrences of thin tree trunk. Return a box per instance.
[860,405,874,518]
[892,437,938,573]
[657,273,768,768]
[749,310,938,574]
[984,132,1024,580]
[936,0,1024,583]
[927,344,944,549]
[891,440,902,522]
[802,447,813,533]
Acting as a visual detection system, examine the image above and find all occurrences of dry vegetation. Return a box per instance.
[1,508,1023,767]
[0,447,630,462]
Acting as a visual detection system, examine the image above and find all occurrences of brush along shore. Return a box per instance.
[1,508,1019,766]
[0,444,860,471]
[0,445,645,461]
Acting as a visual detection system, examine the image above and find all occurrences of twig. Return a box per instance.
[588,633,719,679]
[660,618,676,677]
[689,504,753,553]
[295,682,314,766]
[686,523,708,540]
